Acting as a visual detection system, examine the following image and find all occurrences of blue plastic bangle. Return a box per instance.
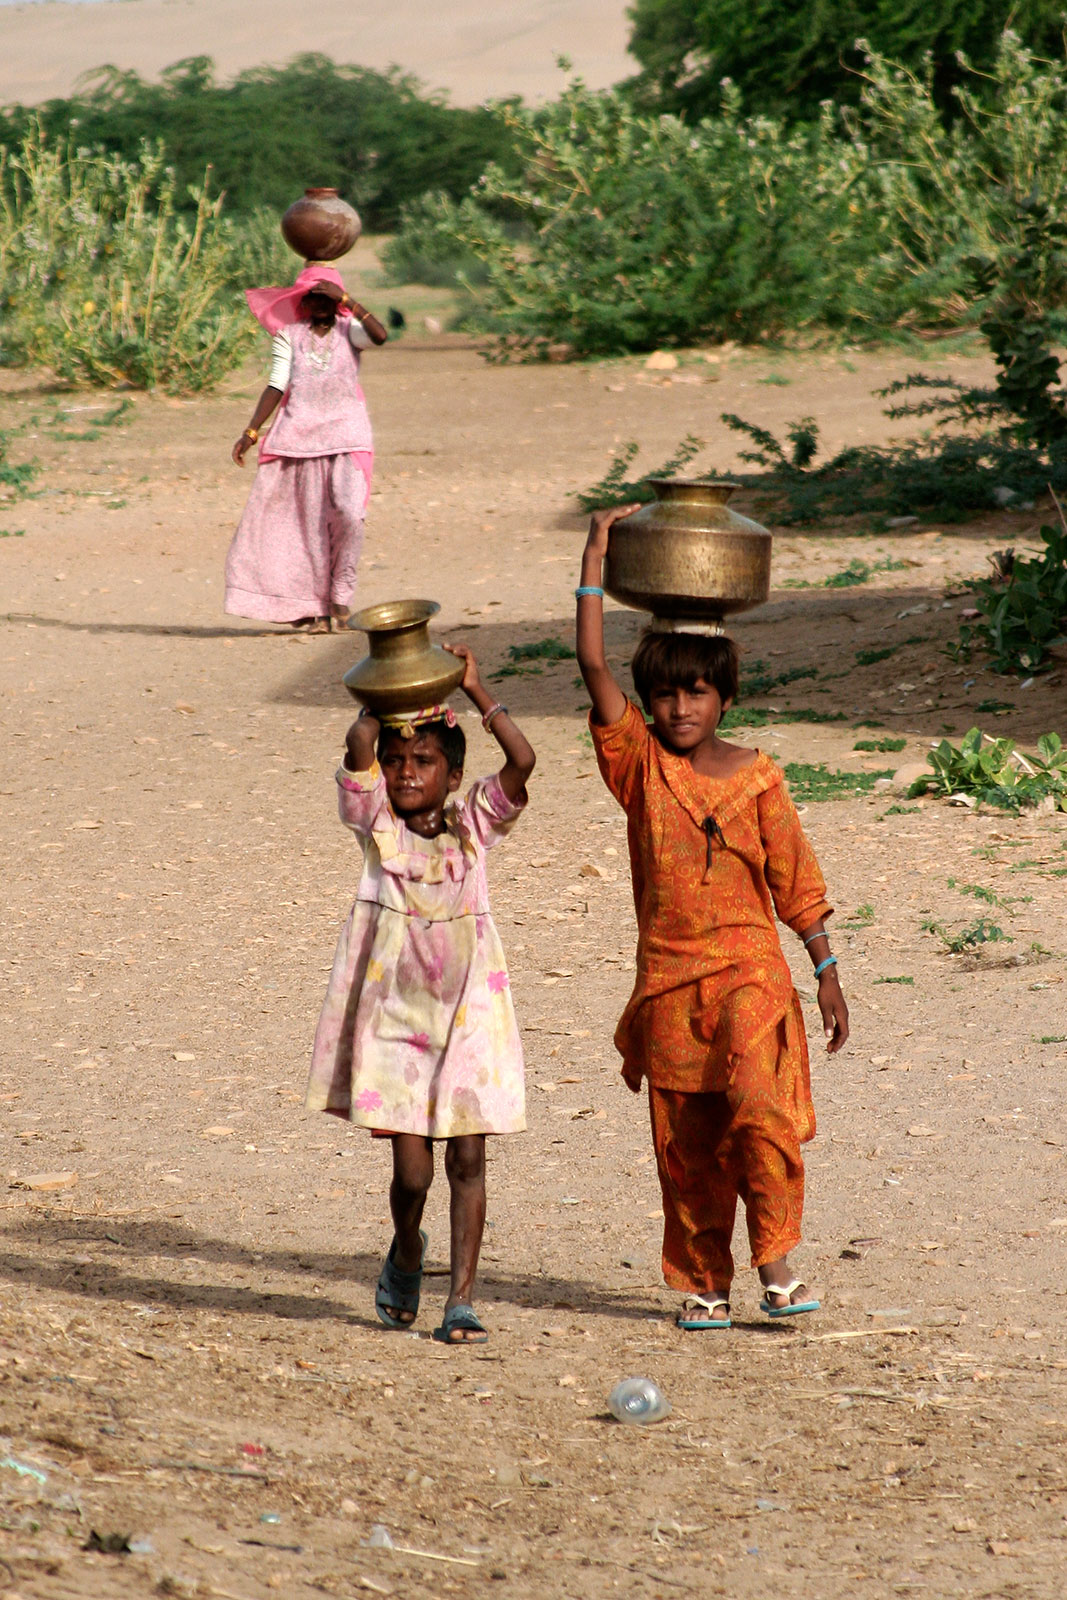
[575,585,604,599]
[814,955,838,978]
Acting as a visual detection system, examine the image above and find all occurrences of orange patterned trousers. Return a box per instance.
[648,1016,806,1293]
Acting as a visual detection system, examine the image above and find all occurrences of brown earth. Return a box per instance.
[2,306,1067,1599]
[0,0,633,107]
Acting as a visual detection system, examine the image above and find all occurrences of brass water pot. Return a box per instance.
[281,187,362,262]
[604,478,771,626]
[343,600,464,716]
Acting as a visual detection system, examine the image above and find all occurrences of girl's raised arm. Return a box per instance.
[445,645,535,804]
[576,505,640,725]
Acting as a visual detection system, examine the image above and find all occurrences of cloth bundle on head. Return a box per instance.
[245,264,353,336]
[378,704,457,740]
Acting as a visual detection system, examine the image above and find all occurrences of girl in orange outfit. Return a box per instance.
[576,506,849,1329]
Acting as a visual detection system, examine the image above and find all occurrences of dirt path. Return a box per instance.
[2,336,1066,1599]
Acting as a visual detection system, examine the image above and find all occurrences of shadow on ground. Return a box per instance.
[0,1212,669,1328]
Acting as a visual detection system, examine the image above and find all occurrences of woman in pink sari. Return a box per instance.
[225,264,388,632]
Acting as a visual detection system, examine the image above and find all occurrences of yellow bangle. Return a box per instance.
[243,427,259,443]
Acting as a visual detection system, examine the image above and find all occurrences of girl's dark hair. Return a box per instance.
[631,629,740,711]
[378,717,466,773]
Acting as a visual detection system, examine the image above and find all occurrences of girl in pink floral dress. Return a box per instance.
[225,264,387,632]
[306,644,535,1343]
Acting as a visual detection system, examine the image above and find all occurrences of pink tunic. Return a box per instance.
[263,322,373,457]
[306,762,527,1139]
[224,322,374,623]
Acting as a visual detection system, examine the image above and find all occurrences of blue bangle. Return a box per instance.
[814,955,838,978]
[575,585,604,599]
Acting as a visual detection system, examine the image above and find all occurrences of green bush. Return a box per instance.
[0,129,290,392]
[1,55,519,231]
[953,524,1067,674]
[386,33,1067,355]
[625,1,1066,122]
[384,78,887,355]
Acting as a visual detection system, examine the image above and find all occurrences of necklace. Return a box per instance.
[305,327,334,370]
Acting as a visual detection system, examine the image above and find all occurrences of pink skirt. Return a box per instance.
[224,451,372,623]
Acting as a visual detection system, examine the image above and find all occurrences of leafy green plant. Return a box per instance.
[855,646,897,666]
[881,803,919,815]
[824,557,910,588]
[952,522,1067,674]
[948,878,998,903]
[42,398,133,441]
[1038,1033,1067,1043]
[0,429,36,498]
[721,706,847,729]
[742,661,818,697]
[908,726,1067,809]
[844,903,876,926]
[855,736,907,752]
[923,916,1011,953]
[784,762,894,800]
[576,436,704,512]
[0,526,25,538]
[874,975,914,984]
[491,636,575,679]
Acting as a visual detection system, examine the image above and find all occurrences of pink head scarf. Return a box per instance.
[244,263,353,335]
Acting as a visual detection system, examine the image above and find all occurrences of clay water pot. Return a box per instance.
[604,478,771,627]
[343,599,465,717]
[281,188,362,262]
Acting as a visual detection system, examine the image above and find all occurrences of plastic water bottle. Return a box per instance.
[607,1376,671,1425]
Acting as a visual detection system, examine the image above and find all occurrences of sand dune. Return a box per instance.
[0,0,633,106]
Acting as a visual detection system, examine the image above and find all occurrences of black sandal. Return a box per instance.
[374,1230,427,1328]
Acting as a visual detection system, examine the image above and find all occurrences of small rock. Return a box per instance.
[423,316,442,335]
[885,515,918,528]
[644,350,678,370]
[992,485,1018,506]
[14,1171,78,1192]
[892,761,929,793]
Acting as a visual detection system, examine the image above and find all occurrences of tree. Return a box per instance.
[626,1,1067,119]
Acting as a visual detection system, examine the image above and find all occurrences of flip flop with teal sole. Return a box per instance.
[375,1229,427,1329]
[676,1294,732,1330]
[759,1279,820,1318]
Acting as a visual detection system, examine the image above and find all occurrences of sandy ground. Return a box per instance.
[2,294,1067,1600]
[0,0,633,106]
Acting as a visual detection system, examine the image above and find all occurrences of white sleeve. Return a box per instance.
[347,316,374,352]
[268,331,292,390]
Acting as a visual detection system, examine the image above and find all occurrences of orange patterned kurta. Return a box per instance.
[591,699,833,1287]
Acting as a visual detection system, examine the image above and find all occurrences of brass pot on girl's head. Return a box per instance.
[343,600,465,718]
[281,188,362,262]
[604,478,771,627]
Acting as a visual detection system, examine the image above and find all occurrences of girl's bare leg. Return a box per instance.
[443,1134,486,1340]
[383,1134,434,1322]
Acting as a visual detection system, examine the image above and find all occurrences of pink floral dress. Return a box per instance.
[306,760,526,1138]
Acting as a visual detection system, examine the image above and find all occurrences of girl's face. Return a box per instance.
[648,677,731,753]
[379,732,462,823]
[302,291,336,324]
